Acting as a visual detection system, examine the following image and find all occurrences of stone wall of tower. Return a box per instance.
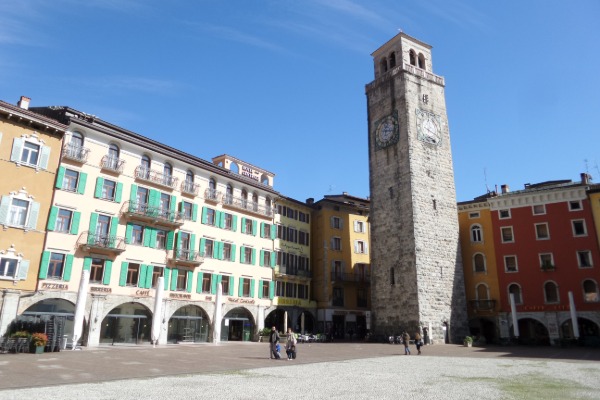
[367,34,468,343]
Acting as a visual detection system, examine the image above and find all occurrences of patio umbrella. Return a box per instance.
[72,269,90,349]
[151,277,164,347]
[301,312,305,334]
[509,293,519,338]
[283,311,288,334]
[213,282,223,343]
[568,291,580,339]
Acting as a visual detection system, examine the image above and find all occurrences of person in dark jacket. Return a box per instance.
[269,326,280,359]
[402,332,411,355]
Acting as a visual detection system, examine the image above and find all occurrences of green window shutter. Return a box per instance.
[186,270,193,293]
[232,215,238,232]
[83,257,92,271]
[10,137,24,162]
[17,260,29,280]
[201,207,208,224]
[149,228,157,248]
[220,211,226,228]
[26,201,40,230]
[240,246,246,264]
[94,177,104,198]
[229,277,235,296]
[271,252,277,268]
[259,250,264,267]
[110,216,119,237]
[170,195,177,216]
[149,189,159,208]
[39,145,50,170]
[47,206,58,231]
[241,217,246,233]
[196,272,203,293]
[218,241,224,260]
[212,241,219,259]
[63,255,74,281]
[55,166,65,189]
[166,231,174,250]
[192,204,198,222]
[211,274,217,294]
[258,280,263,299]
[103,260,112,285]
[250,279,255,298]
[89,213,98,233]
[115,182,123,203]
[145,265,154,289]
[199,238,206,256]
[271,225,277,240]
[139,264,148,288]
[164,268,171,290]
[144,227,154,247]
[238,277,244,297]
[269,281,275,299]
[170,268,178,291]
[251,248,256,265]
[252,220,257,236]
[77,172,87,195]
[176,232,182,251]
[70,211,81,235]
[119,262,128,286]
[125,223,133,244]
[190,234,196,252]
[38,251,50,279]
[260,222,265,238]
[231,244,236,262]
[129,184,138,202]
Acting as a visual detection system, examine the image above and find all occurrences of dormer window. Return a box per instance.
[418,53,426,70]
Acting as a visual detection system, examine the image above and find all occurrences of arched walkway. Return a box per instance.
[296,311,316,334]
[264,309,287,333]
[99,302,152,345]
[16,298,76,351]
[516,318,550,346]
[167,305,210,343]
[468,317,497,344]
[222,307,255,341]
[560,317,600,344]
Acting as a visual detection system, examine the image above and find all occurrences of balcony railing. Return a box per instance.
[181,180,200,196]
[171,249,204,266]
[204,188,221,203]
[277,266,312,278]
[135,165,178,189]
[100,155,125,174]
[62,143,90,163]
[366,62,445,92]
[223,195,275,218]
[121,201,184,227]
[78,232,126,254]
[330,272,371,283]
[469,299,497,311]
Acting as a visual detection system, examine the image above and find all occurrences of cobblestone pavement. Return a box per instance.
[1,343,599,399]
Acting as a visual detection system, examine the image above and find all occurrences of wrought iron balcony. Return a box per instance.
[469,299,497,311]
[204,188,222,203]
[121,201,184,227]
[330,272,371,283]
[135,165,178,189]
[62,143,90,163]
[100,155,125,174]
[223,195,276,218]
[78,232,126,254]
[181,180,200,196]
[171,249,204,266]
[276,265,312,278]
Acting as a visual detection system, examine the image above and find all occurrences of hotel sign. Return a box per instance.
[241,165,260,182]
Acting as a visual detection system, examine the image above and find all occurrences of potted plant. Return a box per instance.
[31,333,48,354]
[463,336,473,347]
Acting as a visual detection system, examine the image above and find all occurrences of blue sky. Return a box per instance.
[1,0,599,203]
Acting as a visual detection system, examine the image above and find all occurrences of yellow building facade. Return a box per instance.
[0,98,66,336]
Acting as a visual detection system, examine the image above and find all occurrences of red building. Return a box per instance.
[489,175,600,345]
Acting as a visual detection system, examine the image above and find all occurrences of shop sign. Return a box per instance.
[169,293,192,300]
[228,297,255,305]
[90,286,112,293]
[241,165,259,182]
[135,290,150,296]
[41,283,69,290]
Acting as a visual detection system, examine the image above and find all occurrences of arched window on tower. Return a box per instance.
[140,155,151,179]
[380,57,388,74]
[389,52,396,68]
[508,283,522,304]
[544,281,559,303]
[409,50,416,66]
[163,162,173,186]
[241,189,248,208]
[225,184,233,205]
[418,53,426,70]
[252,193,258,211]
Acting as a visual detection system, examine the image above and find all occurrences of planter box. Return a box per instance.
[34,346,44,354]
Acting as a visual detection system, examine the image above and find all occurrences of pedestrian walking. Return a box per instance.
[269,326,280,359]
[402,331,411,355]
[415,331,423,355]
[285,327,297,360]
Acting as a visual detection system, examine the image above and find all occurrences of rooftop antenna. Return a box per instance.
[484,168,491,194]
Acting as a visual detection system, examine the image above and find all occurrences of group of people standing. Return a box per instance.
[401,329,426,355]
[268,326,297,360]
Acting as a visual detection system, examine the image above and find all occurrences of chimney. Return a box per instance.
[581,173,590,185]
[17,96,31,110]
[501,184,510,194]
[306,198,314,205]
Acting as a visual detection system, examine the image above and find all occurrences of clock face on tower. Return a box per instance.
[374,113,399,150]
[416,109,442,146]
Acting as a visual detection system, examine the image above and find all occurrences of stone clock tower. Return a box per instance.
[366,33,468,343]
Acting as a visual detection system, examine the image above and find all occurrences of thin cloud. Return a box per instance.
[312,0,390,28]
[417,0,490,32]
[71,76,179,94]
